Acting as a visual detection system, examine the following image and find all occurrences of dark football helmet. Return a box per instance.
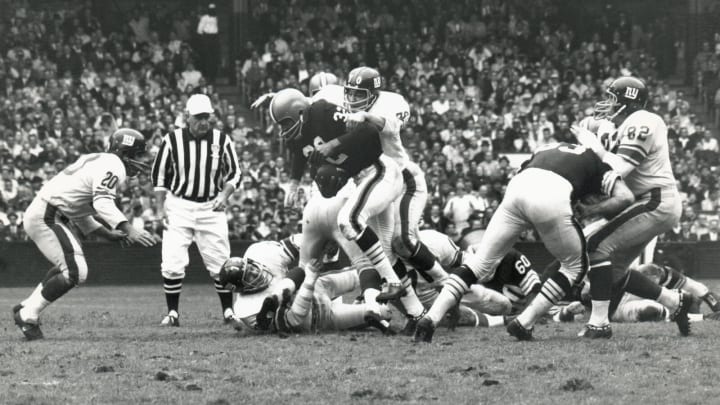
[219,257,274,294]
[269,88,310,142]
[344,67,382,112]
[107,128,149,177]
[308,72,339,96]
[594,76,649,120]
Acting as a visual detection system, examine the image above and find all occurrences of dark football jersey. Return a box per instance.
[289,99,383,180]
[483,249,541,297]
[521,143,618,202]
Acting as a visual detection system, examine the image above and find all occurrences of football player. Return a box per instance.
[636,262,720,312]
[268,89,408,309]
[415,142,636,343]
[572,77,691,338]
[12,129,158,340]
[407,229,542,327]
[334,67,445,332]
[228,233,302,329]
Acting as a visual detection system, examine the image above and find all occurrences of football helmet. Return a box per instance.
[219,257,274,294]
[594,76,648,120]
[269,88,309,142]
[344,67,381,112]
[107,128,149,177]
[314,163,349,198]
[308,72,339,96]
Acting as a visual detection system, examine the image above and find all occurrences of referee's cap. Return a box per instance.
[186,94,214,115]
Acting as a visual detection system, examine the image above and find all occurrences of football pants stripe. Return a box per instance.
[586,188,661,253]
[43,204,83,285]
[349,162,385,235]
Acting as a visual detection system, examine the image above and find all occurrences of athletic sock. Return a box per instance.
[518,272,572,328]
[406,242,437,272]
[163,276,183,314]
[359,268,382,304]
[425,266,477,324]
[355,227,400,284]
[215,280,234,313]
[587,261,613,326]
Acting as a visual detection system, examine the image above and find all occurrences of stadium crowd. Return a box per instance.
[0,0,718,245]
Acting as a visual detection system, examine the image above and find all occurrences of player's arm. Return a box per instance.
[93,160,156,247]
[214,135,242,211]
[578,174,635,219]
[151,134,173,218]
[333,122,382,156]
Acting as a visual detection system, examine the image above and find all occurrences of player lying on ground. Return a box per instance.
[550,266,720,324]
[270,259,393,335]
[13,129,158,340]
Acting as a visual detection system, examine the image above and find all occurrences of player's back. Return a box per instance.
[369,91,410,168]
[244,241,294,279]
[311,84,344,106]
[37,153,126,219]
[300,99,383,177]
[615,110,676,195]
[522,143,612,201]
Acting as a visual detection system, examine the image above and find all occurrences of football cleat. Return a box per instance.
[12,304,44,341]
[160,311,180,327]
[376,283,406,303]
[671,291,692,336]
[256,295,280,331]
[413,317,435,343]
[578,323,612,339]
[401,309,428,336]
[507,318,534,341]
[364,304,395,336]
[223,309,243,331]
[704,311,720,321]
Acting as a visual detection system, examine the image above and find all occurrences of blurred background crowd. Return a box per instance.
[0,0,718,245]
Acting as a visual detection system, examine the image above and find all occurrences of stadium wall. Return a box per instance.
[1,241,718,287]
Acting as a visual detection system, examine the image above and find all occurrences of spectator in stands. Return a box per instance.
[442,180,485,232]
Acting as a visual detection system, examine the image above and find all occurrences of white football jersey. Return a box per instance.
[313,86,411,169]
[37,153,127,225]
[243,240,296,279]
[369,91,411,169]
[311,84,344,106]
[614,110,676,195]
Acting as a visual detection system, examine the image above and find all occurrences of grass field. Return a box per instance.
[1,284,719,405]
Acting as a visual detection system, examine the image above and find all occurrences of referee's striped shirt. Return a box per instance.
[151,127,241,202]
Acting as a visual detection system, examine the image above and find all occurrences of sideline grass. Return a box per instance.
[0,285,719,404]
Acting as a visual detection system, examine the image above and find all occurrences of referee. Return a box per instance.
[151,94,241,327]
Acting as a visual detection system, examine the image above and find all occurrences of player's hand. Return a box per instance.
[211,195,228,212]
[125,227,158,247]
[105,230,127,242]
[571,125,606,158]
[344,111,366,129]
[305,258,324,273]
[250,92,275,109]
[315,139,340,157]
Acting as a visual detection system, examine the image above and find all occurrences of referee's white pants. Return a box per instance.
[161,194,229,281]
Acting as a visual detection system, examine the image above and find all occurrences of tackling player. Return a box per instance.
[12,129,158,340]
[572,76,690,338]
[415,142,636,342]
[268,89,410,309]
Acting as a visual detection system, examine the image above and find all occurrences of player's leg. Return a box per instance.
[337,157,404,299]
[586,189,688,335]
[160,201,194,326]
[196,209,234,322]
[393,165,442,280]
[371,205,426,323]
[638,263,720,311]
[417,188,527,342]
[612,295,667,323]
[276,266,320,334]
[15,200,89,339]
[513,213,587,336]
[461,284,513,316]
